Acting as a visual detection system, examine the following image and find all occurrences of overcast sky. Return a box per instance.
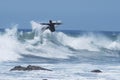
[0,0,120,31]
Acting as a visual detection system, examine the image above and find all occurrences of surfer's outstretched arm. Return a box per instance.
[40,20,62,32]
[54,22,62,25]
[40,23,49,25]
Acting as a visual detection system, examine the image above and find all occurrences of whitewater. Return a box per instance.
[0,21,120,80]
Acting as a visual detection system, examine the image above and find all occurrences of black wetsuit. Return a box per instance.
[48,23,55,32]
[41,20,61,32]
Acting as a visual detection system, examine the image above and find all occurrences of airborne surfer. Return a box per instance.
[40,20,61,32]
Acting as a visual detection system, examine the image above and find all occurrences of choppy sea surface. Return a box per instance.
[0,21,120,80]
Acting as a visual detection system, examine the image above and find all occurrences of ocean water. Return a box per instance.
[0,21,120,80]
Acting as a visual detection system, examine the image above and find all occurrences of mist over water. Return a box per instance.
[0,21,120,80]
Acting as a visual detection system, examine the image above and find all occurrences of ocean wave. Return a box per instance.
[0,21,120,62]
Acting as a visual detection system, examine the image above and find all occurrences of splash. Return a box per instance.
[0,26,22,62]
[1,21,120,62]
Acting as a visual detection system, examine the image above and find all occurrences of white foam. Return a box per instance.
[107,41,120,50]
[1,21,120,62]
[30,21,120,52]
[25,21,73,59]
[55,32,99,51]
[0,27,21,62]
[1,63,120,80]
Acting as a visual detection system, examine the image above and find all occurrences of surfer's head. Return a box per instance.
[49,20,52,23]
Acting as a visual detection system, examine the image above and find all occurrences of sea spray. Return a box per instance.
[0,21,120,62]
[0,27,22,62]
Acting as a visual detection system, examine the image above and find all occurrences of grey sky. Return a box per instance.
[0,0,120,31]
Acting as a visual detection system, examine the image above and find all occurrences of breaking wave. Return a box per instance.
[0,21,120,62]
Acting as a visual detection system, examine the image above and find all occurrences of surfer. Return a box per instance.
[40,20,61,32]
